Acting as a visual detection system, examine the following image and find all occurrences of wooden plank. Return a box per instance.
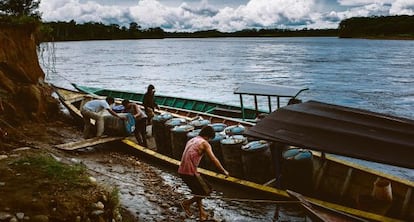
[340,168,353,198]
[55,136,124,151]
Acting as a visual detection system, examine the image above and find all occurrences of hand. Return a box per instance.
[223,169,229,177]
[119,116,127,120]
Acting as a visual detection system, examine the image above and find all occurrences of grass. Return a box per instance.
[12,154,89,186]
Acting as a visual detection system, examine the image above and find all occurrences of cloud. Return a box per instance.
[389,0,414,15]
[39,0,414,32]
[338,0,393,6]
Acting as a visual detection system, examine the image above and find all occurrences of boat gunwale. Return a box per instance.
[72,83,268,114]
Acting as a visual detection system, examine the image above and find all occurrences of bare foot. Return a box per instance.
[200,211,209,221]
[180,201,192,217]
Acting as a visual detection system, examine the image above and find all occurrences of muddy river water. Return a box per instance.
[68,144,309,222]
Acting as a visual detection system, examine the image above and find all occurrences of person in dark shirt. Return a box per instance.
[143,84,159,125]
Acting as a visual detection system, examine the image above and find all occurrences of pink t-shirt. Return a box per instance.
[178,136,205,176]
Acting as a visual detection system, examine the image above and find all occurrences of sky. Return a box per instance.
[39,0,414,32]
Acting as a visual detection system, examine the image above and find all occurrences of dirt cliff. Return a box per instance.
[0,23,59,126]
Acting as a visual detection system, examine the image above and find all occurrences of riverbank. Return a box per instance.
[0,114,189,221]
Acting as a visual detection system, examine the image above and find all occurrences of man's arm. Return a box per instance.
[203,142,229,176]
[107,108,127,120]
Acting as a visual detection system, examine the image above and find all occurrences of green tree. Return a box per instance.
[0,0,41,18]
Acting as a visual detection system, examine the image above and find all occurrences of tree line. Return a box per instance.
[42,21,337,41]
[338,15,414,39]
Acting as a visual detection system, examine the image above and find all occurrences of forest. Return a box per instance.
[338,15,414,39]
[41,20,337,41]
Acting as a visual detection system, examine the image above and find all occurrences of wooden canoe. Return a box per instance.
[53,85,412,222]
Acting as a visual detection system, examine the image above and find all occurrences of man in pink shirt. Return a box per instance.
[178,125,229,221]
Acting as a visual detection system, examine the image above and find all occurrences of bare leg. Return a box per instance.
[181,196,199,217]
[196,197,209,221]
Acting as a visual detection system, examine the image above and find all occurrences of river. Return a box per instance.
[40,37,414,120]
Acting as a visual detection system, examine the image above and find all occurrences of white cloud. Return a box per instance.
[39,0,414,32]
[338,0,393,6]
[389,0,414,15]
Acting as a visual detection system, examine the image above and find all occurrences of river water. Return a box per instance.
[39,37,413,220]
[41,37,414,120]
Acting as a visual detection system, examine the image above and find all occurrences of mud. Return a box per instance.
[67,143,308,221]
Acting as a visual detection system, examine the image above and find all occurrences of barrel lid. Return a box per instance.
[210,123,227,132]
[224,124,245,135]
[112,105,125,113]
[220,135,247,145]
[165,117,187,127]
[283,148,312,160]
[210,132,226,142]
[189,119,210,128]
[241,140,269,152]
[171,124,195,133]
[153,112,173,121]
[187,129,201,138]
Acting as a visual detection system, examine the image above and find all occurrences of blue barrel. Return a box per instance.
[241,140,274,183]
[189,118,210,129]
[152,113,173,155]
[171,125,195,160]
[104,113,135,136]
[164,118,187,157]
[224,124,245,136]
[210,123,227,132]
[220,135,247,178]
[199,132,226,172]
[282,148,314,194]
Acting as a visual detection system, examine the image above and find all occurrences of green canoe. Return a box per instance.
[72,83,308,120]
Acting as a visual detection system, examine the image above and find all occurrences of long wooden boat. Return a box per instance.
[53,85,413,222]
[72,83,309,121]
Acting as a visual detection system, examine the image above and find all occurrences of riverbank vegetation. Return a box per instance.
[41,20,337,41]
[338,15,414,39]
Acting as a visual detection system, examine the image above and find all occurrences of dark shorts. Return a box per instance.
[180,174,211,196]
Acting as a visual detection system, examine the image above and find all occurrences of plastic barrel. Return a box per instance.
[152,113,173,155]
[241,140,274,183]
[104,113,135,136]
[171,125,195,160]
[200,132,226,172]
[281,148,314,194]
[224,124,245,136]
[189,118,210,129]
[220,135,247,178]
[210,123,227,132]
[164,118,187,157]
